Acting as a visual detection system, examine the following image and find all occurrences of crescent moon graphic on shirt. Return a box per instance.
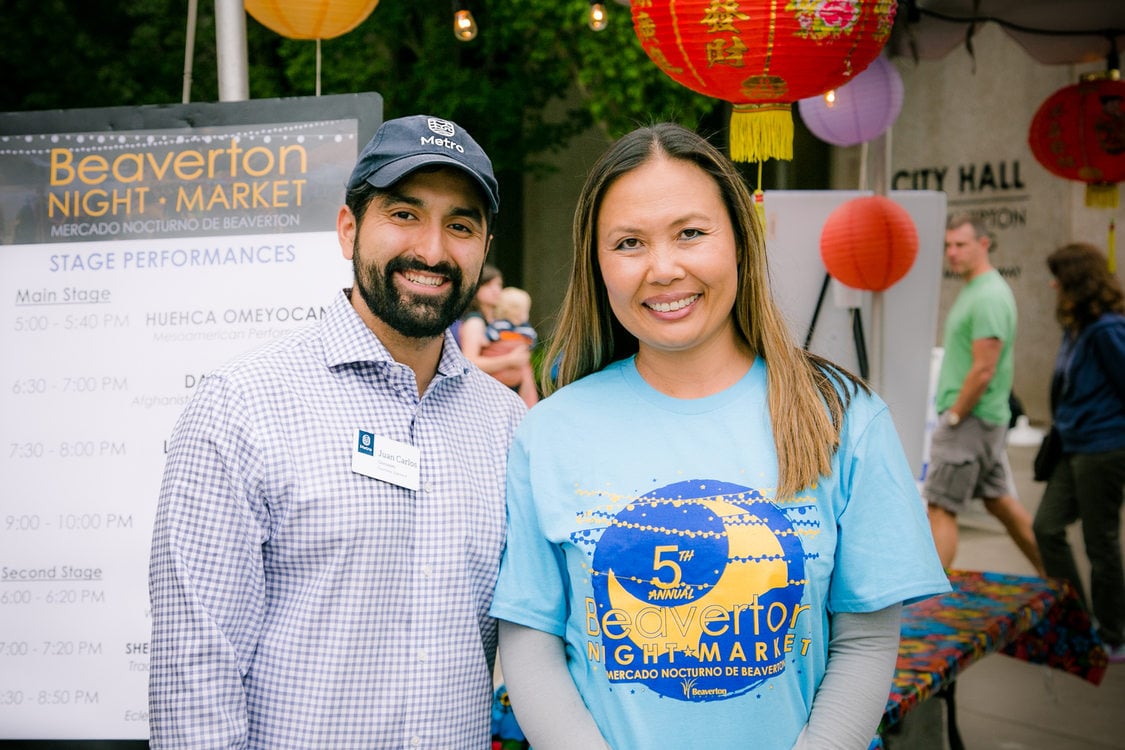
[605,495,789,658]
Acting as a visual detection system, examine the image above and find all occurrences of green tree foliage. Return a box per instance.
[0,0,716,173]
[0,0,211,110]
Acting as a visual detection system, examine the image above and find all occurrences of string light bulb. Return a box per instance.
[824,89,837,108]
[453,6,477,41]
[587,2,608,31]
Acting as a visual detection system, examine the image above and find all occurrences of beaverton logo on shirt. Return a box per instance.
[574,479,813,702]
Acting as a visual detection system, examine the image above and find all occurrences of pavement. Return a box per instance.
[931,439,1125,750]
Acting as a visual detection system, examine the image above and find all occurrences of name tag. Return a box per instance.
[351,429,420,491]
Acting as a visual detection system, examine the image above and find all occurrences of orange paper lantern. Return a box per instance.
[819,195,917,291]
[244,0,380,40]
[631,0,897,162]
[1028,71,1125,209]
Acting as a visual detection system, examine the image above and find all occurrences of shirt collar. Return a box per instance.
[321,288,472,379]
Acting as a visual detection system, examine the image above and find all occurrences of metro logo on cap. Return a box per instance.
[421,118,466,154]
[427,118,456,138]
[346,113,499,213]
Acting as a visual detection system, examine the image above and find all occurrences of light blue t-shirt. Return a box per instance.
[491,357,949,749]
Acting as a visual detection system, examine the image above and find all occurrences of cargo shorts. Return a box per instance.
[922,412,1017,514]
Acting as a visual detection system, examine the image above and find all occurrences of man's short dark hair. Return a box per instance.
[947,212,992,248]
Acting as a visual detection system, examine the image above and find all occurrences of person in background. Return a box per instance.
[1033,242,1125,664]
[458,263,533,381]
[451,261,501,346]
[489,123,949,750]
[483,286,540,407]
[148,114,526,748]
[488,286,538,350]
[922,214,1045,576]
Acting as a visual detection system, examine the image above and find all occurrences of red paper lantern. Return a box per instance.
[1028,71,1125,209]
[631,0,897,163]
[244,0,380,40]
[819,196,917,291]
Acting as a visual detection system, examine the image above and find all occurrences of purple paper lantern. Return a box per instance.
[797,54,904,147]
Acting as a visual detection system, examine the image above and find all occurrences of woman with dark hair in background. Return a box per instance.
[1033,242,1125,663]
[456,263,533,381]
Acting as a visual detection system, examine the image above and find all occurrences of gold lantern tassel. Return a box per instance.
[730,103,794,163]
[1085,182,1119,209]
[753,161,766,230]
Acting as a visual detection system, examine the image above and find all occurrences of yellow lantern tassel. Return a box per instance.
[753,160,766,231]
[754,189,766,233]
[730,103,794,163]
[1109,219,1116,273]
[1085,182,1119,209]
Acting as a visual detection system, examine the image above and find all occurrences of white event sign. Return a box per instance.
[0,94,380,740]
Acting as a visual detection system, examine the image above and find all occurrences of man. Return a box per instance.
[148,115,526,748]
[922,214,1044,575]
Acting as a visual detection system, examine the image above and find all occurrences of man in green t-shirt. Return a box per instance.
[922,214,1045,575]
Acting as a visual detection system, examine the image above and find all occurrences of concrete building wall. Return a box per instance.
[520,126,611,345]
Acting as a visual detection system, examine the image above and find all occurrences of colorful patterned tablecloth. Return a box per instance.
[879,568,1108,736]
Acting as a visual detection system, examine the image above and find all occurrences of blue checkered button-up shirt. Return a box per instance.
[148,289,525,749]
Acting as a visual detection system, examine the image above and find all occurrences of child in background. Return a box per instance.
[483,286,539,407]
[487,287,538,348]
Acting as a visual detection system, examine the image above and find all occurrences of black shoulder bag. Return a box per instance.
[1034,340,1066,483]
[1033,425,1062,482]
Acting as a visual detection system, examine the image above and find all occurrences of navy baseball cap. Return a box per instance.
[347,115,499,214]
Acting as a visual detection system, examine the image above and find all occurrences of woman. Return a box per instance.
[489,124,949,749]
[456,263,533,383]
[1033,242,1125,663]
[483,286,541,407]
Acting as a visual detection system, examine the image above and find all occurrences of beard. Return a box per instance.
[353,246,478,339]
